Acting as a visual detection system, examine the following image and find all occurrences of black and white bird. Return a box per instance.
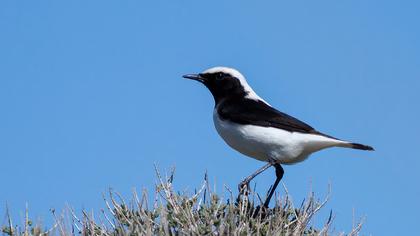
[184,66,374,208]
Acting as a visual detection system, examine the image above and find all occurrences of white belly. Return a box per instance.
[213,111,343,164]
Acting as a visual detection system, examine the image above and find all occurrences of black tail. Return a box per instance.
[350,143,374,151]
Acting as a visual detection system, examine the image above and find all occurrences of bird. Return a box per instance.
[183,66,374,208]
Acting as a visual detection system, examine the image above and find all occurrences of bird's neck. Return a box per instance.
[214,94,249,108]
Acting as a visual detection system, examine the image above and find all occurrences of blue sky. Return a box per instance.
[1,1,419,234]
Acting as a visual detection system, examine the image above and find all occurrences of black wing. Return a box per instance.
[218,99,333,137]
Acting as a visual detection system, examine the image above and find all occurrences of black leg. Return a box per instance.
[263,163,284,208]
[238,162,273,193]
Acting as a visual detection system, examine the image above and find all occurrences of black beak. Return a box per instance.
[183,74,205,83]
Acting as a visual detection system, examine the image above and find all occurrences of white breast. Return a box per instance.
[213,110,344,164]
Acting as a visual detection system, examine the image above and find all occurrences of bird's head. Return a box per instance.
[183,67,261,104]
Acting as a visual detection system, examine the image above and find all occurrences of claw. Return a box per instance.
[238,180,250,192]
[236,180,251,206]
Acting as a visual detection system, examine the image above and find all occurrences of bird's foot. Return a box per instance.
[235,180,251,206]
[238,180,250,193]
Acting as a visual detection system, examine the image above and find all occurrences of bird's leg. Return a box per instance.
[263,163,284,208]
[237,162,273,204]
[238,162,273,193]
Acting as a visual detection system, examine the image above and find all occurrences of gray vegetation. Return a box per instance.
[2,168,363,235]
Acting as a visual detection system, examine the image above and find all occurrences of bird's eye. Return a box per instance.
[216,72,224,80]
